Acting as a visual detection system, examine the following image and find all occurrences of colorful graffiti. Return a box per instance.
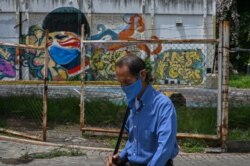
[3,7,206,83]
[155,50,205,84]
[86,48,126,80]
[90,14,162,56]
[22,8,158,81]
[22,7,90,80]
[86,14,163,80]
[0,46,16,80]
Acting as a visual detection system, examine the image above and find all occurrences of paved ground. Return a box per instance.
[0,138,250,166]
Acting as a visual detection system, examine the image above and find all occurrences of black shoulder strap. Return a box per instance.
[113,106,130,155]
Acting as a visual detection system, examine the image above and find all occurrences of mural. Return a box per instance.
[87,49,127,80]
[0,46,16,80]
[22,7,90,80]
[85,14,163,81]
[155,49,205,84]
[0,6,206,84]
[90,14,162,55]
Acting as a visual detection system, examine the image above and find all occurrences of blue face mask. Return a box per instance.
[48,45,80,65]
[122,78,143,104]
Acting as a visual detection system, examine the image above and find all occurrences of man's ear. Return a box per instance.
[140,69,147,82]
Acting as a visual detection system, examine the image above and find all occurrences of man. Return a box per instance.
[106,54,179,166]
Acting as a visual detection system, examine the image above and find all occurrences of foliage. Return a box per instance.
[230,1,250,73]
[229,74,250,88]
[47,97,80,124]
[19,148,85,160]
[228,106,250,130]
[177,107,217,135]
[0,117,7,127]
[238,1,250,44]
[1,96,249,132]
[218,1,250,73]
[228,129,250,141]
[144,58,153,83]
[0,95,43,121]
[85,99,127,127]
[1,95,250,153]
[178,139,217,153]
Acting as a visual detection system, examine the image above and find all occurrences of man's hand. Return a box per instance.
[105,154,122,166]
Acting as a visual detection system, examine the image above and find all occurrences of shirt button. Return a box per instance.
[134,139,137,142]
[134,125,136,128]
[133,153,136,156]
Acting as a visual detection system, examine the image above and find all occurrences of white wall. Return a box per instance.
[0,0,216,82]
[0,13,18,42]
[0,0,215,14]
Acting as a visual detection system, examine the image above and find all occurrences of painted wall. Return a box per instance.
[0,46,16,80]
[0,0,216,85]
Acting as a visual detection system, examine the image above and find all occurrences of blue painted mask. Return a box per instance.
[48,45,80,65]
[122,78,142,104]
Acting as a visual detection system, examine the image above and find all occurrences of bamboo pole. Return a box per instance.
[42,29,49,142]
[0,39,218,48]
[0,42,45,50]
[0,135,113,152]
[81,39,219,44]
[0,128,41,141]
[217,21,223,138]
[81,127,219,140]
[177,133,219,140]
[150,0,155,37]
[80,24,85,130]
[221,21,230,150]
[81,127,122,134]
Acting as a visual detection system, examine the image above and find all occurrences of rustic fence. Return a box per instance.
[0,21,231,149]
[0,42,46,141]
[80,39,221,139]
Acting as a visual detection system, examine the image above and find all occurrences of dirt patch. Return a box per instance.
[0,157,33,165]
[3,119,120,149]
[47,124,120,148]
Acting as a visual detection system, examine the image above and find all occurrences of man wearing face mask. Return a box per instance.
[106,53,179,166]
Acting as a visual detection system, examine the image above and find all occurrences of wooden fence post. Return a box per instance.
[221,20,230,150]
[80,25,85,130]
[42,29,49,142]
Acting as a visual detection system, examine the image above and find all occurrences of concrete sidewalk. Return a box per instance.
[0,138,250,166]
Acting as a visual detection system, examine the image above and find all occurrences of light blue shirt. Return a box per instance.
[119,85,179,166]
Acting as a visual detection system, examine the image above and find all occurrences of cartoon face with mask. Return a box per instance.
[47,31,81,76]
[42,7,90,78]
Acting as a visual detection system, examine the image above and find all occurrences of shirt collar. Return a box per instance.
[140,84,154,106]
[128,84,154,111]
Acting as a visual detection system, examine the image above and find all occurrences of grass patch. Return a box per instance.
[1,96,249,132]
[85,99,127,127]
[177,107,217,135]
[1,95,249,153]
[83,133,127,149]
[229,74,250,88]
[47,97,80,124]
[178,139,219,153]
[228,129,250,141]
[228,106,250,130]
[0,95,42,121]
[20,148,85,160]
[0,95,126,126]
[107,137,127,149]
[177,106,250,135]
[0,118,7,127]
